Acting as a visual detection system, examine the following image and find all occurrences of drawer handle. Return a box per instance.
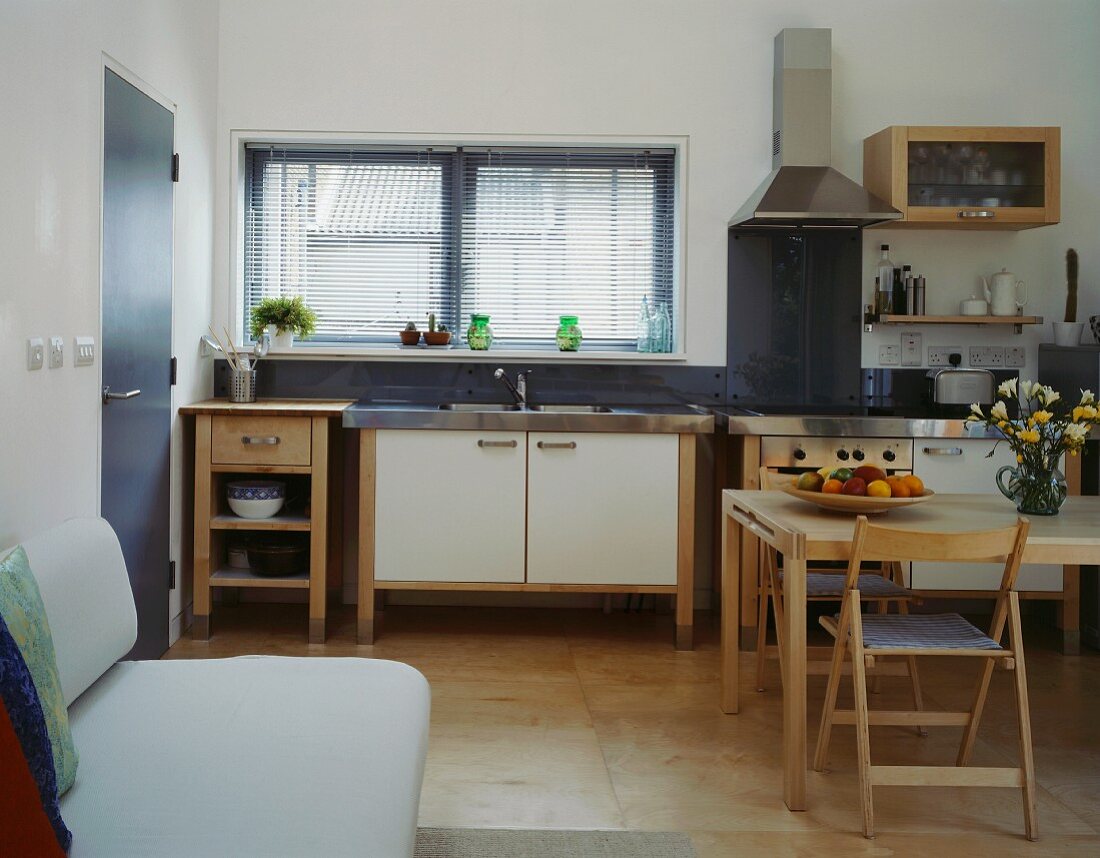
[477,439,517,448]
[958,209,995,219]
[537,441,577,450]
[242,435,280,446]
[922,446,963,456]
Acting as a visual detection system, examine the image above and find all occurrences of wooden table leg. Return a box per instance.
[357,430,377,645]
[783,555,807,811]
[675,434,696,651]
[1060,564,1081,655]
[720,511,741,714]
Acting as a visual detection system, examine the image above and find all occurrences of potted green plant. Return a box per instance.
[399,322,421,346]
[249,296,317,349]
[1052,249,1083,347]
[423,312,451,346]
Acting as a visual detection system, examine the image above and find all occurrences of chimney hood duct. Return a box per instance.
[729,29,901,228]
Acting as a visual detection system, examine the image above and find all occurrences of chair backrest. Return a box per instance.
[845,515,1030,593]
[15,518,138,706]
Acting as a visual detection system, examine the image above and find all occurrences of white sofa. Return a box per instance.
[13,518,430,857]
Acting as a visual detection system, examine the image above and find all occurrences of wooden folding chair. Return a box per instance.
[755,469,920,707]
[813,515,1037,840]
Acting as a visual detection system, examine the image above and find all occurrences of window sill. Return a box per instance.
[261,345,688,363]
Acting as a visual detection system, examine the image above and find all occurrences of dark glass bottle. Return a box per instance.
[891,268,906,314]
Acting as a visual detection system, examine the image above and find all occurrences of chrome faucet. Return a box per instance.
[494,368,531,407]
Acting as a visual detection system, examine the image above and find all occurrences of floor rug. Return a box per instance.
[414,828,696,857]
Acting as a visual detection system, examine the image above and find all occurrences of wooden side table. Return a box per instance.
[181,399,353,643]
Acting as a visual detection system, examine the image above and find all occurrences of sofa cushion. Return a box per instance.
[0,546,79,794]
[20,518,138,707]
[0,611,70,855]
[61,655,430,858]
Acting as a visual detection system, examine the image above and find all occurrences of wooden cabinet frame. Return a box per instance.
[356,429,698,650]
[864,126,1060,230]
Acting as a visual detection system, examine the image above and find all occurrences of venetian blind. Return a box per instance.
[460,148,676,347]
[244,146,454,340]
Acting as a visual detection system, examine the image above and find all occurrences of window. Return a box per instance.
[244,144,677,350]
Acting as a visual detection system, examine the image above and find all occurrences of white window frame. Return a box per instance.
[228,130,688,362]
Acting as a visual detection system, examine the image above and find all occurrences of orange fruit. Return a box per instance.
[821,478,843,494]
[867,480,892,498]
[901,475,924,496]
[887,478,911,498]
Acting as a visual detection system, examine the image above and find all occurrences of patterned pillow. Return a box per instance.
[0,547,78,794]
[0,610,71,854]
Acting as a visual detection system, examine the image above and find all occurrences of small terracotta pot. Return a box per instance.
[399,330,421,346]
[423,331,452,346]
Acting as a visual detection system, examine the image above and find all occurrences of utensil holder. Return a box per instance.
[228,369,256,403]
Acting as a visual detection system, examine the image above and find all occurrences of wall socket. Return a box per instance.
[1005,346,1026,368]
[901,331,923,366]
[74,336,95,367]
[969,345,1005,367]
[879,344,900,365]
[928,347,963,367]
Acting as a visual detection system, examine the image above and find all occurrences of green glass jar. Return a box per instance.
[467,314,493,350]
[555,315,583,351]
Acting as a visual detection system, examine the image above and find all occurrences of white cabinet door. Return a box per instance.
[912,439,1062,591]
[526,432,679,585]
[375,430,527,583]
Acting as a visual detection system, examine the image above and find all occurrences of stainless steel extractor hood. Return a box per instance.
[729,29,901,229]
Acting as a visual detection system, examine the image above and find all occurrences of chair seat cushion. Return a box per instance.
[781,571,910,599]
[858,613,1003,650]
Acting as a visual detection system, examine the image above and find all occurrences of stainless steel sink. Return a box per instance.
[528,404,613,413]
[437,403,522,412]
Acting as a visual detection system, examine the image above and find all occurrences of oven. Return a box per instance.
[760,436,914,477]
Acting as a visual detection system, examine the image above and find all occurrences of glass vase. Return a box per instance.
[555,315,582,351]
[995,463,1068,516]
[467,314,493,350]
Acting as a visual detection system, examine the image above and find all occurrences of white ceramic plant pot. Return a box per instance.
[1051,322,1084,347]
[267,324,295,349]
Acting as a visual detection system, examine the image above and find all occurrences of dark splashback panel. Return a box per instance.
[214,359,727,406]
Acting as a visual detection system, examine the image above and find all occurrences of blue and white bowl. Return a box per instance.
[227,480,285,519]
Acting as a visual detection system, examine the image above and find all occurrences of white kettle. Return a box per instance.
[981,268,1027,316]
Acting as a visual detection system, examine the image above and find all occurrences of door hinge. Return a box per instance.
[170,356,177,386]
[168,560,176,590]
[171,153,179,182]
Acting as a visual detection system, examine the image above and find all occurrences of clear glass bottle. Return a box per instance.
[555,315,583,351]
[876,244,895,310]
[653,303,672,353]
[466,314,493,350]
[874,275,892,315]
[636,296,653,353]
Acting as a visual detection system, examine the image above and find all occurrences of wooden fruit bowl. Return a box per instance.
[781,485,935,515]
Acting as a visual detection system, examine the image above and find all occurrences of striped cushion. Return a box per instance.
[858,613,1003,650]
[780,571,910,598]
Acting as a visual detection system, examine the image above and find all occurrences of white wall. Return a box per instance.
[213,0,1100,374]
[0,0,219,640]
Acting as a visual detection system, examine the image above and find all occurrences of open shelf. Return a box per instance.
[210,513,311,531]
[864,313,1043,334]
[210,568,309,588]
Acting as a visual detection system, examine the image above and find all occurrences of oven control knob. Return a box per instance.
[793,448,807,461]
[836,449,850,461]
[852,449,865,462]
[882,449,897,462]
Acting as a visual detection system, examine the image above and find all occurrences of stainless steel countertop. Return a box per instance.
[343,402,715,433]
[715,409,1000,440]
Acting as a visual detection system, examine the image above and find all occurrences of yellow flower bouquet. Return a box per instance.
[967,379,1099,514]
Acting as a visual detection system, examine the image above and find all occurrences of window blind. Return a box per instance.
[243,144,676,348]
[245,146,454,340]
[460,149,676,347]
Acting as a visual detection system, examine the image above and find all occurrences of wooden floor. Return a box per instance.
[164,604,1100,856]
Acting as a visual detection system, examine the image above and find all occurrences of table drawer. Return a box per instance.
[211,416,311,466]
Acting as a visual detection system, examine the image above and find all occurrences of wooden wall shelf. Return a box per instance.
[864,314,1043,334]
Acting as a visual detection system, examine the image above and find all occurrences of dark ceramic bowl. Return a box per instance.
[247,538,308,577]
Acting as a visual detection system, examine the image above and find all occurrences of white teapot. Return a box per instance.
[981,268,1027,317]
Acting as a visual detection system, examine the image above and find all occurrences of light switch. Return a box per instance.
[901,331,922,366]
[74,336,95,367]
[27,338,44,370]
[49,336,64,368]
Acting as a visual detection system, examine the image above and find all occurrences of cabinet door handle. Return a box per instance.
[537,441,577,450]
[477,439,517,448]
[922,446,963,456]
[957,210,995,219]
[242,435,280,446]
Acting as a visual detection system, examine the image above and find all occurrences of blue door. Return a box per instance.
[101,68,174,660]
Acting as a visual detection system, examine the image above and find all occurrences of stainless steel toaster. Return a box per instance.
[927,367,996,405]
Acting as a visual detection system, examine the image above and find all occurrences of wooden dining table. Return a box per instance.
[719,490,1100,812]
